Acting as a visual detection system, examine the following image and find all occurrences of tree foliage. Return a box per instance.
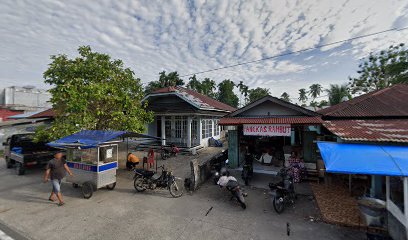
[144,71,184,94]
[308,84,323,100]
[349,43,408,94]
[35,46,153,141]
[280,92,291,102]
[237,81,250,106]
[298,88,308,104]
[326,84,351,106]
[186,75,216,98]
[247,87,270,103]
[217,79,239,107]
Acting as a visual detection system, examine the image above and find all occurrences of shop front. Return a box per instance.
[219,96,322,171]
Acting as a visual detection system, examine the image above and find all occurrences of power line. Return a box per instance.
[180,26,408,78]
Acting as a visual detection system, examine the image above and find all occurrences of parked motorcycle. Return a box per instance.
[160,144,179,160]
[219,176,247,209]
[211,150,229,184]
[241,154,254,186]
[133,165,183,198]
[269,167,296,214]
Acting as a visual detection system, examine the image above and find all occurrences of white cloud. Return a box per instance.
[0,0,407,99]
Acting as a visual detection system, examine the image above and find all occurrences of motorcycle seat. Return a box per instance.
[151,173,161,180]
[135,169,155,177]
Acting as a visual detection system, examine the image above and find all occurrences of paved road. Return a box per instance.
[0,159,365,240]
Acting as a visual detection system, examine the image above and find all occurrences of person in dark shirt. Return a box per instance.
[43,152,73,206]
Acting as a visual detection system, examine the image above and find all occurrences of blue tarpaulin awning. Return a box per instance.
[48,130,160,149]
[317,142,408,176]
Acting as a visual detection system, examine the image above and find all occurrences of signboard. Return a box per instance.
[106,148,113,159]
[243,124,291,136]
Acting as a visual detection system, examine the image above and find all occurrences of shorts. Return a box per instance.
[51,179,62,194]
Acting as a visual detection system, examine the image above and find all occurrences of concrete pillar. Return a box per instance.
[187,116,192,148]
[198,117,203,146]
[161,115,165,146]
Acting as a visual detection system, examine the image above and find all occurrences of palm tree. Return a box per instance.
[280,92,291,102]
[237,81,249,106]
[308,84,323,100]
[298,88,308,104]
[326,84,351,106]
[201,78,216,98]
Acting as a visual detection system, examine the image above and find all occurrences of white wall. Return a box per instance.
[3,86,51,108]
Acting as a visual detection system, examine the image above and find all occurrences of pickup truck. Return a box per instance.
[3,133,59,175]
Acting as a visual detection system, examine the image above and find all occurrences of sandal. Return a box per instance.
[48,198,55,202]
[57,202,65,206]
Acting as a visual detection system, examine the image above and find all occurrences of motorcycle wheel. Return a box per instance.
[134,177,146,192]
[161,152,167,160]
[273,197,285,214]
[169,181,183,198]
[235,191,247,209]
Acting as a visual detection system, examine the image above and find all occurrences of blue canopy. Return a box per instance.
[317,142,408,176]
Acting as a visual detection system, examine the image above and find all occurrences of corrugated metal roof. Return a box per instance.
[151,87,236,112]
[219,116,322,125]
[318,84,408,118]
[29,108,55,118]
[323,119,408,143]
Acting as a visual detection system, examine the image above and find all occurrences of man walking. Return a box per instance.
[43,152,73,206]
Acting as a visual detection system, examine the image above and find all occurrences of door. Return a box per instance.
[302,131,317,163]
[228,130,239,168]
[157,118,162,138]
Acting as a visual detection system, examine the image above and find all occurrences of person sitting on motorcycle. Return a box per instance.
[217,168,236,187]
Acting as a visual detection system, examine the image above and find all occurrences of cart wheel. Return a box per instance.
[106,182,116,190]
[82,182,93,199]
[72,183,79,188]
[15,162,25,176]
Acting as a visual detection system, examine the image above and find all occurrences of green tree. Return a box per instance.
[186,74,202,92]
[247,87,270,103]
[318,100,329,108]
[326,84,351,106]
[237,81,249,106]
[308,84,323,101]
[201,78,216,98]
[349,43,408,94]
[35,46,153,141]
[217,79,239,107]
[144,71,184,94]
[280,92,291,102]
[298,88,308,104]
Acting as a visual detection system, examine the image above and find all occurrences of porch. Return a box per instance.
[147,115,222,148]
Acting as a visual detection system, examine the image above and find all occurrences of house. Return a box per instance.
[143,86,236,149]
[219,95,322,169]
[316,84,408,239]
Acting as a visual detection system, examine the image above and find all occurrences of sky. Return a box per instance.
[1,0,408,103]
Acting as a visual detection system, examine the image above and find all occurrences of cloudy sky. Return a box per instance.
[1,0,408,102]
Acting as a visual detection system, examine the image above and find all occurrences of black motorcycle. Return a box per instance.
[133,165,183,198]
[160,145,178,160]
[211,150,229,184]
[218,178,246,209]
[269,167,296,214]
[241,154,254,186]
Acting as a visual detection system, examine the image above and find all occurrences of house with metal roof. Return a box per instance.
[143,86,236,149]
[316,84,408,239]
[219,95,322,169]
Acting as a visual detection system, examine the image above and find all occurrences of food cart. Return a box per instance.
[48,130,155,199]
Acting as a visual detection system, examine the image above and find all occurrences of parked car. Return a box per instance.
[3,133,60,175]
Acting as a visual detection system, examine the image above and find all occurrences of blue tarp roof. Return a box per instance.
[48,130,160,149]
[317,142,408,176]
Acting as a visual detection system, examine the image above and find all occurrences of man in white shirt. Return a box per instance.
[217,175,237,187]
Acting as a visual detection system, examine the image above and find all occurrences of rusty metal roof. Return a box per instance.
[150,86,236,112]
[323,119,408,143]
[29,108,55,118]
[219,116,322,125]
[318,84,408,118]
